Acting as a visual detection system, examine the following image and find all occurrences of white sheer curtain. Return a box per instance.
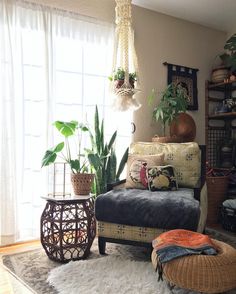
[0,0,131,246]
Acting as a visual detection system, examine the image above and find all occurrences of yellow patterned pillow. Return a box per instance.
[129,142,200,188]
[125,154,164,189]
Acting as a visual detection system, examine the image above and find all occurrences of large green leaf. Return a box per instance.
[54,142,64,152]
[70,159,81,172]
[116,147,129,180]
[41,142,64,167]
[108,131,117,150]
[87,153,103,170]
[94,106,101,154]
[41,150,57,167]
[54,120,78,137]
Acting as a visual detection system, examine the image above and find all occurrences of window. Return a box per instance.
[0,1,132,244]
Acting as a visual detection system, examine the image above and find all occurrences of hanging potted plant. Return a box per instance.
[108,67,137,89]
[148,83,189,143]
[41,121,94,195]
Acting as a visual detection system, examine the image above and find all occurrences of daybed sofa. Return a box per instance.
[95,142,207,254]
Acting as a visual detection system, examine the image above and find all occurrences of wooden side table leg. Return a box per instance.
[98,237,106,255]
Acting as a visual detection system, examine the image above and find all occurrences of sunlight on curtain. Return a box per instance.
[0,0,132,245]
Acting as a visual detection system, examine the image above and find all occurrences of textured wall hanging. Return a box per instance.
[110,0,141,111]
[164,62,199,110]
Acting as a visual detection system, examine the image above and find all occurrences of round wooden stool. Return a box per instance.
[151,239,236,293]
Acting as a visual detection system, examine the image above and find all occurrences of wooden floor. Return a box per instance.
[0,240,40,294]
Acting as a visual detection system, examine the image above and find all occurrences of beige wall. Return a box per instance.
[132,6,226,144]
[30,0,226,144]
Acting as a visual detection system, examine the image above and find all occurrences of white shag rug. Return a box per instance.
[47,255,166,294]
[47,255,236,294]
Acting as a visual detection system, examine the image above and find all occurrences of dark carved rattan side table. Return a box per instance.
[40,195,96,263]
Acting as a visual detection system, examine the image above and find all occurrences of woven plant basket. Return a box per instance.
[71,173,94,195]
[206,175,229,225]
[151,239,236,293]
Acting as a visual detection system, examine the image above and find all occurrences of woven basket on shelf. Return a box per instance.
[71,173,94,195]
[211,66,229,83]
[206,175,229,224]
[151,239,236,293]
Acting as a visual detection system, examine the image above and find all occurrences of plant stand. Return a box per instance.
[40,195,96,263]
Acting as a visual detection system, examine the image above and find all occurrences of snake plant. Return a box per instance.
[87,106,129,195]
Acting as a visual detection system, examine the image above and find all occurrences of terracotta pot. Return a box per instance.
[170,113,196,142]
[71,173,94,195]
[114,79,135,88]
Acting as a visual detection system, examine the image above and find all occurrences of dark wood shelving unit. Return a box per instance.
[205,80,236,168]
[209,112,236,120]
[208,80,236,91]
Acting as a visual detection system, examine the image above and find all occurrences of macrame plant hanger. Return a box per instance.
[111,0,141,111]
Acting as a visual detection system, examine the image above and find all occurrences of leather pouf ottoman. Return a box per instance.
[151,239,236,293]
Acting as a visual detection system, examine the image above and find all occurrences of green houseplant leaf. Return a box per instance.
[54,120,78,137]
[149,83,188,136]
[41,142,64,167]
[87,105,129,195]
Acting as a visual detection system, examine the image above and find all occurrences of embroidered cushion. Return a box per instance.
[147,165,178,191]
[130,142,200,188]
[125,154,164,189]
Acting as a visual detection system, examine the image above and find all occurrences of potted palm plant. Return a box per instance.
[41,120,94,195]
[148,83,189,143]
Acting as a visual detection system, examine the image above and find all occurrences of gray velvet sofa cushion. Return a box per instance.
[95,188,200,231]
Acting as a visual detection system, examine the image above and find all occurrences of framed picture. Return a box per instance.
[164,62,199,110]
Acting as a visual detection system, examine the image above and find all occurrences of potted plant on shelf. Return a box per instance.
[148,83,191,143]
[108,67,137,88]
[220,33,236,78]
[212,33,236,83]
[41,120,94,195]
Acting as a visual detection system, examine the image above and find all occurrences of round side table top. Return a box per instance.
[41,194,95,203]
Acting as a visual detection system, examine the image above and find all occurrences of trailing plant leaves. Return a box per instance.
[54,120,78,137]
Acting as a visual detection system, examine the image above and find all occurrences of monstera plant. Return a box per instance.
[41,120,94,195]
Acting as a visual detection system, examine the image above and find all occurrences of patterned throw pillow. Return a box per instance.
[146,165,178,191]
[125,154,164,189]
[129,142,201,188]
